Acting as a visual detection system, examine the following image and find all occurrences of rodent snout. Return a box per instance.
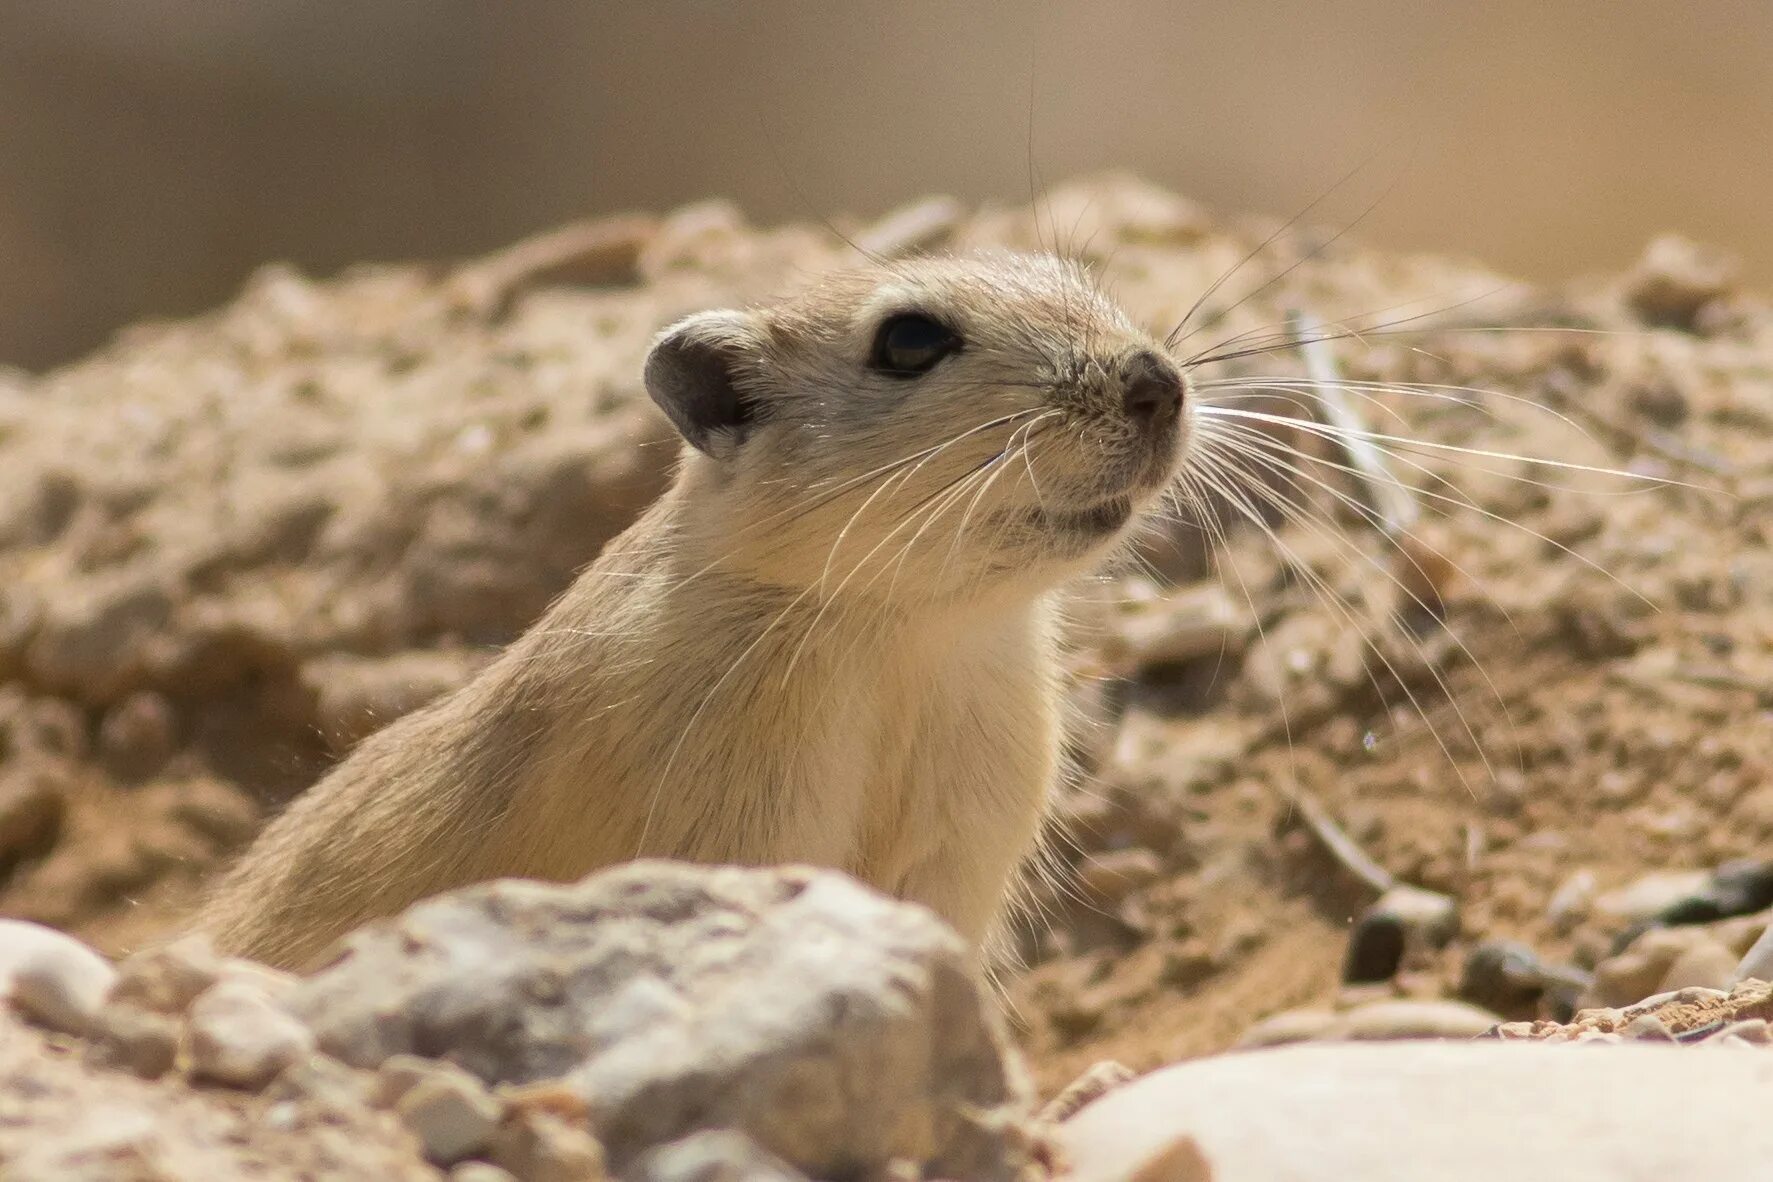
[1120,350,1184,430]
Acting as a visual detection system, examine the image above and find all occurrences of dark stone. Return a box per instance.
[1343,912,1407,984]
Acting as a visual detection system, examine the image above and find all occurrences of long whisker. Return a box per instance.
[943,414,1062,573]
[1184,438,1492,789]
[1193,420,1519,772]
[783,422,1059,678]
[638,405,1058,847]
[1197,373,1588,442]
[1183,319,1656,372]
[1165,150,1395,347]
[1196,418,1504,607]
[1169,167,1411,350]
[1196,404,1690,487]
[1182,286,1514,369]
[587,407,1051,620]
[1194,408,1663,608]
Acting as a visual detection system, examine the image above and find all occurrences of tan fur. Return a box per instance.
[191,252,1192,969]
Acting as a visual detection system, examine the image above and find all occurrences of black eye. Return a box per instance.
[869,313,962,377]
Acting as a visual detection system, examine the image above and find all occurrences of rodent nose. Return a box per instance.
[1121,350,1184,428]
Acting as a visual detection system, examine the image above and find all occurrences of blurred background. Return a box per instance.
[3,0,1771,370]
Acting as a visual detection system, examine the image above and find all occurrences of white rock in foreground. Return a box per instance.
[292,861,1034,1180]
[0,918,117,1036]
[1060,1041,1773,1182]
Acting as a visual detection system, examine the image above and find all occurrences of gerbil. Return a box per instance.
[191,251,1192,969]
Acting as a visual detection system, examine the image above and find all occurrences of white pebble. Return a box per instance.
[397,1067,504,1165]
[1,920,116,1036]
[187,980,315,1090]
[451,1164,519,1182]
[109,935,221,1014]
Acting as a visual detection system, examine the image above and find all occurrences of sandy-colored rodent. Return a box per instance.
[191,252,1192,969]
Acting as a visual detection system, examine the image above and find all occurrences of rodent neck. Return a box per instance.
[651,480,1055,629]
[588,489,1035,655]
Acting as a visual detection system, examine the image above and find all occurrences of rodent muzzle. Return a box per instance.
[1121,350,1185,433]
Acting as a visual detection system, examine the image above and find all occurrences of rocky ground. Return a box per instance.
[1,175,1771,1177]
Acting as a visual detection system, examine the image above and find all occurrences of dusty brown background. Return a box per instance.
[3,0,1771,370]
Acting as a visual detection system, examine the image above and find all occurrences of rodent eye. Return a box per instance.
[869,313,962,377]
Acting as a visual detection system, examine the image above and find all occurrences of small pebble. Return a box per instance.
[1335,983,1396,1013]
[1660,860,1773,926]
[1158,941,1217,990]
[1040,1059,1136,1123]
[375,1053,440,1107]
[501,1079,590,1124]
[1341,912,1406,985]
[4,922,117,1037]
[1627,985,1729,1012]
[397,1067,504,1165]
[1113,584,1251,671]
[272,1053,378,1109]
[489,1112,606,1182]
[1656,937,1738,995]
[1627,376,1690,426]
[87,1003,179,1078]
[1343,885,1457,984]
[1376,884,1460,946]
[1622,1013,1674,1041]
[97,690,177,778]
[1586,927,1713,1008]
[1236,1008,1338,1048]
[1711,1020,1772,1046]
[109,935,221,1014]
[186,980,315,1090]
[853,195,963,258]
[1460,941,1558,1017]
[17,698,87,759]
[1571,1005,1625,1029]
[1711,912,1772,958]
[451,1164,520,1182]
[629,1129,806,1182]
[218,958,300,1004]
[0,768,64,861]
[1547,869,1596,934]
[1594,870,1711,927]
[1329,998,1502,1042]
[1572,1030,1626,1046]
[1624,234,1737,329]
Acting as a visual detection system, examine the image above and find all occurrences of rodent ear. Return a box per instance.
[643,310,762,457]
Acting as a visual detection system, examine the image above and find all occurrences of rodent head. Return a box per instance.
[643,251,1191,607]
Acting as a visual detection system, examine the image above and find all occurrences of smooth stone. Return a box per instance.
[1326,999,1502,1041]
[1061,1042,1773,1182]
[3,921,117,1037]
[1655,937,1738,995]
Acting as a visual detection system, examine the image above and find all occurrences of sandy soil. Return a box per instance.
[1,175,1769,1099]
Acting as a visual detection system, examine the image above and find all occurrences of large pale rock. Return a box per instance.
[292,862,1034,1179]
[1060,1041,1773,1182]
